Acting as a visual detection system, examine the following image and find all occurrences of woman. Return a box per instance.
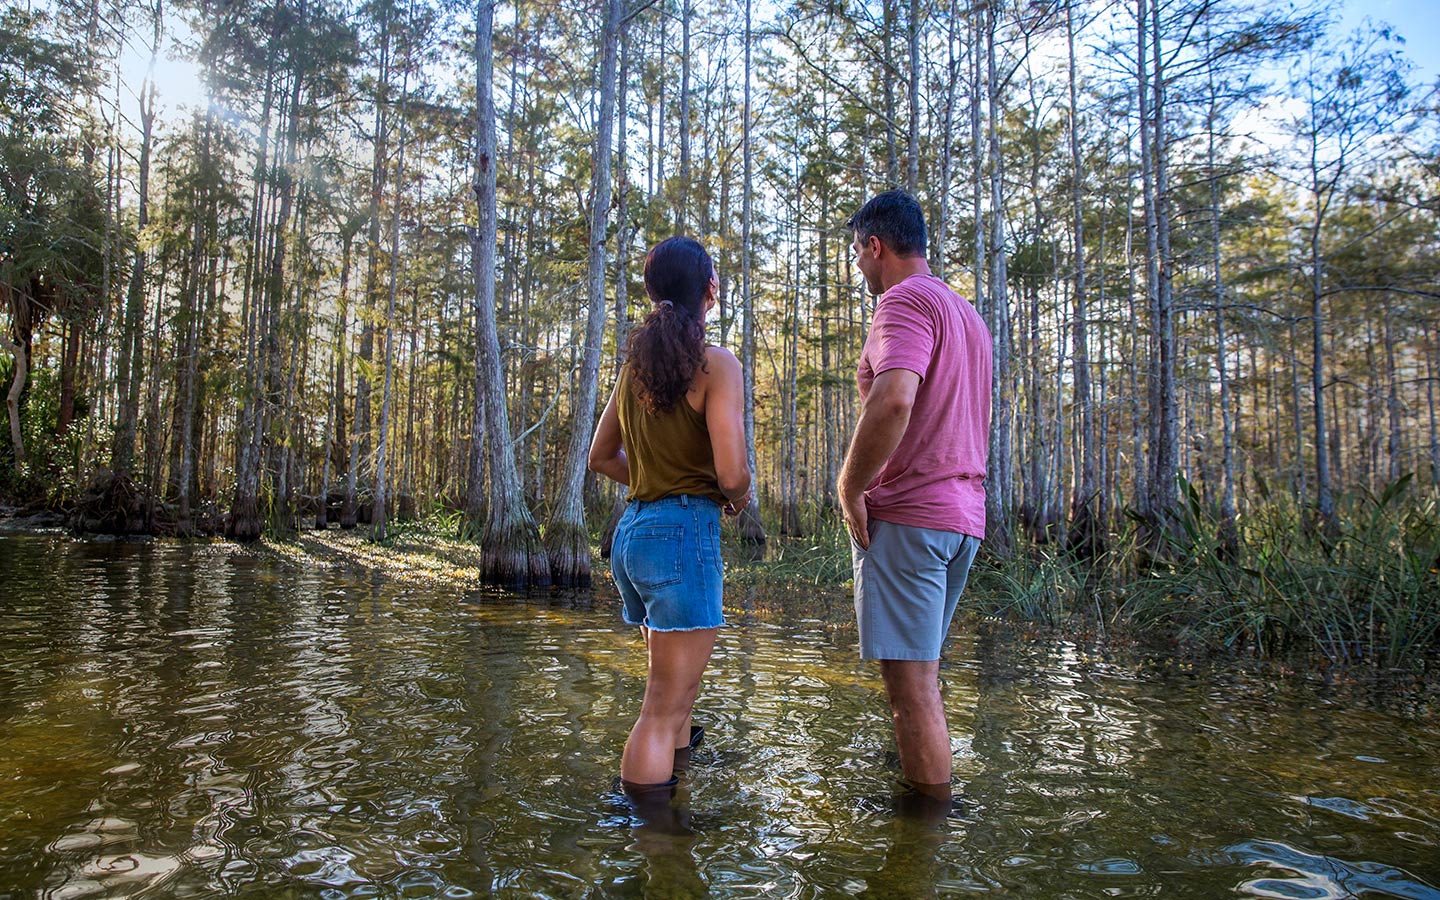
[588,236,751,790]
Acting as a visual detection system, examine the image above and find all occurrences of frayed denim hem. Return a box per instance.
[623,617,728,632]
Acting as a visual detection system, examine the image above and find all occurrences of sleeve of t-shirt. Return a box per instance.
[867,288,935,382]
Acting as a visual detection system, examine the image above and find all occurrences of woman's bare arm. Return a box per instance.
[704,347,751,510]
[588,383,630,486]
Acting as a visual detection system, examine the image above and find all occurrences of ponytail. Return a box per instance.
[626,237,712,415]
[627,301,706,416]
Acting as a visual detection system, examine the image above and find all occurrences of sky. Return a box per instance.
[1335,0,1440,86]
[119,0,1440,135]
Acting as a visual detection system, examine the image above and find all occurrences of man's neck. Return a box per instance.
[880,257,932,293]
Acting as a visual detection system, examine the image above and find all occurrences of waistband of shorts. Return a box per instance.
[629,494,719,511]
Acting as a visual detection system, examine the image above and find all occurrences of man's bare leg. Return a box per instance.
[879,659,950,795]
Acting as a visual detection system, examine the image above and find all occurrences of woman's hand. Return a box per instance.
[723,489,752,518]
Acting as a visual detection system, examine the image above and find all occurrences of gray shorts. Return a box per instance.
[851,520,980,660]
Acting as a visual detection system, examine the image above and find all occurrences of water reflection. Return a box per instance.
[855,787,955,899]
[616,779,707,898]
[1227,839,1440,900]
[1,534,1438,899]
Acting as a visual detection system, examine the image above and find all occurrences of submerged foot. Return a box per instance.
[894,779,954,824]
[621,776,691,836]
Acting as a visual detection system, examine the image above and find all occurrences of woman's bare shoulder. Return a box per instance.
[703,345,742,375]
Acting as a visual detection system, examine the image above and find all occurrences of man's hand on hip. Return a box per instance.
[840,485,870,550]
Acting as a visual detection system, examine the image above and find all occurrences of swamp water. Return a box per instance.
[1,532,1437,899]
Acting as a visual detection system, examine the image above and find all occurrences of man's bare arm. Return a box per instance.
[838,368,919,549]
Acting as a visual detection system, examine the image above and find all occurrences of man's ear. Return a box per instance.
[866,234,884,259]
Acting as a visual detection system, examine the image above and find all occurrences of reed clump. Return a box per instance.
[728,479,1440,672]
[1115,475,1440,670]
[733,502,854,588]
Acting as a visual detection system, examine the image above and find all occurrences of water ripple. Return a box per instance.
[1,534,1437,898]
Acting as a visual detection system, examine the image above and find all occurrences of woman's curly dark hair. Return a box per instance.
[626,236,713,415]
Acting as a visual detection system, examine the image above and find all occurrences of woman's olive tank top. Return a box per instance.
[616,364,726,505]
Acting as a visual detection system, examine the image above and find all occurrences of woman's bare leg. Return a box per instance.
[641,626,697,750]
[622,628,718,784]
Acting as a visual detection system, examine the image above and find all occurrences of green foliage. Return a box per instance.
[729,481,1440,671]
[749,516,853,587]
[1007,239,1058,288]
[1120,476,1440,669]
[0,358,85,507]
[0,7,104,274]
[966,552,1078,629]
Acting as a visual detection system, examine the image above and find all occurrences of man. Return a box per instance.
[838,190,992,800]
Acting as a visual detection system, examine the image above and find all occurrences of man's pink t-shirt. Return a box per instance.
[857,272,992,538]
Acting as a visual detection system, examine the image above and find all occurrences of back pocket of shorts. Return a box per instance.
[626,526,684,589]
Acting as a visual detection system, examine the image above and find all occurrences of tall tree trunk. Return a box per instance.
[1095,187,1111,526]
[317,232,353,530]
[470,0,549,587]
[1205,34,1236,555]
[197,249,222,506]
[404,288,419,511]
[819,171,836,509]
[345,4,393,530]
[882,0,898,185]
[969,5,985,319]
[179,5,224,529]
[1023,276,1043,538]
[373,5,412,545]
[781,171,801,535]
[1137,0,1165,535]
[677,0,691,232]
[656,9,667,199]
[906,0,920,194]
[1426,320,1439,486]
[935,0,959,279]
[1309,215,1334,531]
[1211,237,1237,550]
[1289,316,1306,502]
[167,253,193,501]
[983,2,1014,558]
[738,0,765,544]
[5,332,25,467]
[1383,301,1402,482]
[57,320,81,435]
[600,23,633,559]
[143,255,167,528]
[1363,318,1379,489]
[228,0,288,540]
[1064,2,1097,557]
[544,0,622,586]
[1147,0,1179,530]
[94,100,119,439]
[1123,119,1147,513]
[111,25,159,478]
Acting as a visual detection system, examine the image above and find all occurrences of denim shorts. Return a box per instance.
[612,495,726,632]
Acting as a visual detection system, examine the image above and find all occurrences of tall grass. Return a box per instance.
[728,479,1440,671]
[1122,475,1440,669]
[741,503,854,587]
